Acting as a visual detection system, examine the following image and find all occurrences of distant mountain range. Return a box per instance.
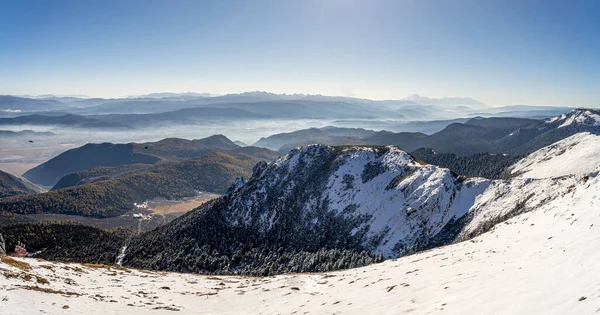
[1,108,598,277]
[253,109,600,157]
[0,130,54,137]
[253,127,376,152]
[402,94,488,108]
[1,93,578,125]
[0,114,130,128]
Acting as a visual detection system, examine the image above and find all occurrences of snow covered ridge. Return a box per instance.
[123,137,599,268]
[1,169,599,314]
[227,140,600,257]
[510,132,600,179]
[223,145,460,257]
[545,108,600,128]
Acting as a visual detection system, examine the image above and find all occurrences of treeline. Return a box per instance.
[0,222,130,264]
[139,245,383,276]
[411,148,519,179]
[124,189,384,276]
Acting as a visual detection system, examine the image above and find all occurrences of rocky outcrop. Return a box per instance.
[0,233,6,255]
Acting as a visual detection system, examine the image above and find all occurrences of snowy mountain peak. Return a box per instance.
[545,108,600,128]
[222,138,600,257]
[124,133,600,275]
[224,145,446,257]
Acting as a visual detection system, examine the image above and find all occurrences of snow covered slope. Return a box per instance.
[223,145,462,257]
[3,129,600,313]
[1,166,599,314]
[123,131,600,276]
[546,108,600,128]
[510,132,600,179]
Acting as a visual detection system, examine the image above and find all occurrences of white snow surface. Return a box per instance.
[225,139,600,258]
[510,132,600,179]
[1,167,599,314]
[2,132,600,314]
[545,108,600,128]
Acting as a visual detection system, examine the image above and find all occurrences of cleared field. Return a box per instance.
[147,192,220,215]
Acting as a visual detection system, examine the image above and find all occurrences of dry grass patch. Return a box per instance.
[0,255,31,271]
[1,267,24,280]
[36,276,50,285]
[153,306,180,311]
[19,285,81,296]
[82,263,130,272]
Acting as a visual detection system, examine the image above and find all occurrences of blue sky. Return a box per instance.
[0,0,598,106]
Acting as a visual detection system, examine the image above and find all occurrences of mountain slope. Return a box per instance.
[496,108,600,155]
[253,127,375,151]
[253,116,542,156]
[363,116,540,155]
[51,164,152,190]
[411,148,518,179]
[22,143,161,187]
[0,149,279,218]
[0,170,37,198]
[463,116,539,129]
[509,132,600,179]
[253,109,596,158]
[51,146,269,191]
[22,135,240,186]
[3,170,597,313]
[123,134,599,274]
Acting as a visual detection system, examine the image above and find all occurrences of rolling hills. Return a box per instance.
[22,135,242,187]
[253,109,599,159]
[0,148,279,218]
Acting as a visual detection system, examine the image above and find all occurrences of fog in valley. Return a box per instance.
[0,93,574,176]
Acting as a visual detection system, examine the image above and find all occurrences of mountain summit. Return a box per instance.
[545,108,600,128]
[123,132,600,274]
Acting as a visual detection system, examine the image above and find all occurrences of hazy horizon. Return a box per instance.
[1,0,598,107]
[3,91,596,109]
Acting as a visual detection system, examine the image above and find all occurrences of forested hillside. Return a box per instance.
[0,222,130,264]
[0,170,37,198]
[0,150,279,218]
[22,135,241,186]
[411,148,518,179]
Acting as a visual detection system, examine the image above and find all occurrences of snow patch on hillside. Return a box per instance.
[222,135,600,259]
[1,170,599,314]
[323,148,456,256]
[545,108,600,128]
[510,132,600,179]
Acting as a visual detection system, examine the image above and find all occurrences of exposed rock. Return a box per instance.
[0,233,5,255]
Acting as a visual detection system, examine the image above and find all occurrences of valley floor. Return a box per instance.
[1,174,599,315]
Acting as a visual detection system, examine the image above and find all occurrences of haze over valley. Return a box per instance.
[0,92,578,177]
[1,0,599,314]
